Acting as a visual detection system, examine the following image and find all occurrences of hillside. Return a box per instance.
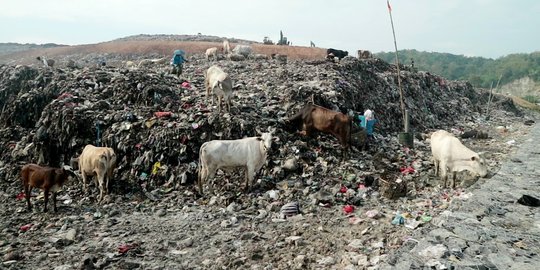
[113,34,258,44]
[376,49,540,100]
[0,42,66,55]
[0,40,326,66]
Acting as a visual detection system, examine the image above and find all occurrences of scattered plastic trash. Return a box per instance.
[348,217,364,225]
[400,166,415,175]
[20,224,33,232]
[365,209,380,218]
[391,214,405,225]
[281,202,300,217]
[151,162,161,175]
[421,215,433,222]
[16,192,25,200]
[181,81,191,89]
[505,140,516,145]
[339,186,348,193]
[118,243,139,254]
[343,205,355,214]
[517,194,540,207]
[405,219,422,229]
[154,111,172,118]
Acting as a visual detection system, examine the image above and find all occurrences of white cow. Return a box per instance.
[198,128,276,194]
[204,65,233,112]
[77,144,117,202]
[205,47,218,61]
[430,130,488,188]
[232,45,252,58]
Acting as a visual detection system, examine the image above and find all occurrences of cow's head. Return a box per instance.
[62,165,80,181]
[257,127,277,152]
[470,155,488,177]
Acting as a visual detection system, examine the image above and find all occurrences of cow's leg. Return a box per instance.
[25,185,32,211]
[452,171,457,189]
[198,167,206,194]
[244,168,250,191]
[218,96,223,113]
[105,172,111,195]
[439,160,448,188]
[343,147,348,161]
[97,173,105,202]
[245,166,255,192]
[81,172,89,194]
[226,97,231,112]
[43,189,49,212]
[433,159,439,176]
[52,191,58,212]
[206,166,217,194]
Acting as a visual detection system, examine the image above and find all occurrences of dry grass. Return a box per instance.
[510,95,540,112]
[0,40,327,65]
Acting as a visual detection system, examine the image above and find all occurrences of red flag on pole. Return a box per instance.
[387,0,392,12]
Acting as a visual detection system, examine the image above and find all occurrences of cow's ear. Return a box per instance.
[471,156,476,161]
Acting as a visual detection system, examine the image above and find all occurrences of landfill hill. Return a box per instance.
[0,37,326,66]
[0,54,517,181]
[0,51,537,269]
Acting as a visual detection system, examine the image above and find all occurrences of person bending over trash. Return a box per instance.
[170,50,188,77]
[358,109,378,147]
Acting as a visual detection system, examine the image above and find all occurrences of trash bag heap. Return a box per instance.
[0,55,520,194]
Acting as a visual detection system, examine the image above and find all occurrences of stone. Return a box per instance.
[65,228,77,241]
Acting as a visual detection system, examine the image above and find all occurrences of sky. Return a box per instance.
[1,0,539,59]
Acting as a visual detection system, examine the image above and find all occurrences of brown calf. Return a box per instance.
[289,103,352,157]
[21,164,74,212]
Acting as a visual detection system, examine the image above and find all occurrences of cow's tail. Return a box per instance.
[197,143,206,194]
[99,153,108,173]
[349,116,353,150]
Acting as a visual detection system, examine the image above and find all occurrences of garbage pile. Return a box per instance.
[1,54,533,269]
[0,56,519,194]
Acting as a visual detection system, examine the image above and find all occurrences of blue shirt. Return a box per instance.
[366,119,377,135]
[358,115,366,128]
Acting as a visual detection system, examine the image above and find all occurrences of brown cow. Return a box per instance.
[21,164,76,212]
[288,104,352,158]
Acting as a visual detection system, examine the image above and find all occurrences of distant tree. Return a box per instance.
[375,49,540,89]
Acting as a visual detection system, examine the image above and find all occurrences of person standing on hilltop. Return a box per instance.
[170,50,188,78]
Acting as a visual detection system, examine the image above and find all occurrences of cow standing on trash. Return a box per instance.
[77,144,117,202]
[430,130,488,188]
[288,103,352,159]
[198,127,276,194]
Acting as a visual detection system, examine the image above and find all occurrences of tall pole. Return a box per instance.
[387,0,406,131]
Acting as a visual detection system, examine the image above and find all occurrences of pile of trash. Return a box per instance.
[0,55,520,194]
[1,53,534,269]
